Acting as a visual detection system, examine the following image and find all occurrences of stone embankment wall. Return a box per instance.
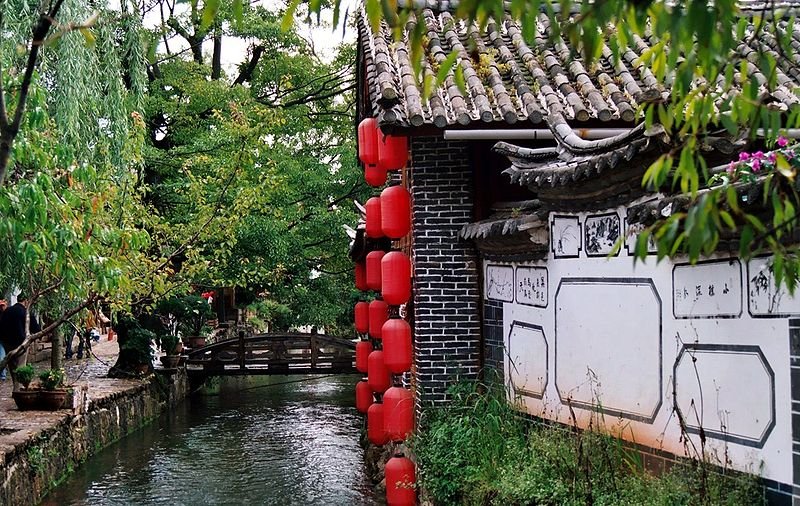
[0,370,188,505]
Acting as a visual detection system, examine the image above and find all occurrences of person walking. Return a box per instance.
[0,295,41,391]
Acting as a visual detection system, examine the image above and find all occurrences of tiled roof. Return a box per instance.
[358,5,800,129]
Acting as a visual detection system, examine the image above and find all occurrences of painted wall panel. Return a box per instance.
[555,278,662,422]
[673,344,775,448]
[491,205,795,486]
[672,260,743,318]
[748,257,800,317]
[508,322,548,398]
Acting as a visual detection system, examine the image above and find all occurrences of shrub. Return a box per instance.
[38,368,65,391]
[15,364,35,389]
[412,381,764,506]
[158,334,180,355]
[121,327,155,365]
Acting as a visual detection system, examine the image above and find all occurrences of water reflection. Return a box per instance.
[43,375,377,506]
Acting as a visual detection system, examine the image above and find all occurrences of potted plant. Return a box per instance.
[38,368,68,410]
[159,334,181,369]
[11,364,39,410]
[161,295,214,348]
[121,327,155,375]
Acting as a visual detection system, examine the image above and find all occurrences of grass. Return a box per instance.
[411,381,764,506]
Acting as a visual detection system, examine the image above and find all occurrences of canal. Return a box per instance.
[42,374,379,505]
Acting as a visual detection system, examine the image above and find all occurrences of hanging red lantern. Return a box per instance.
[365,164,388,187]
[369,299,389,339]
[356,380,373,413]
[358,118,379,165]
[382,319,412,373]
[381,251,411,305]
[355,262,368,292]
[385,455,416,506]
[384,386,414,441]
[367,350,391,393]
[365,197,383,238]
[380,186,411,239]
[378,133,408,171]
[355,302,369,335]
[367,402,389,446]
[366,250,385,291]
[356,341,372,373]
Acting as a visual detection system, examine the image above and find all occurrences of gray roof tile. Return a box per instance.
[359,6,800,128]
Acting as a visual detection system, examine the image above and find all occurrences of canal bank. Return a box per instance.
[0,339,189,505]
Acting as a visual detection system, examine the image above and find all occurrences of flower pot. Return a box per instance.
[189,336,206,348]
[38,389,69,411]
[160,355,180,369]
[12,389,40,411]
[173,341,184,354]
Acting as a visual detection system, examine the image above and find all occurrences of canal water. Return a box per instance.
[43,374,379,506]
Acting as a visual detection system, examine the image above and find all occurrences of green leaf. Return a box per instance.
[281,0,302,32]
[436,51,458,88]
[232,0,244,27]
[79,28,96,48]
[200,0,220,31]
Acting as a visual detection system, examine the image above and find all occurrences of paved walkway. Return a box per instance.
[0,336,145,465]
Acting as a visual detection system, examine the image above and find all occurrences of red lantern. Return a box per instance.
[365,164,388,187]
[355,262,368,291]
[384,386,414,441]
[369,299,389,339]
[366,250,385,291]
[378,133,408,171]
[356,341,372,373]
[381,251,411,305]
[355,302,369,335]
[367,403,389,446]
[385,455,416,506]
[365,197,383,238]
[382,319,412,373]
[358,118,379,165]
[356,380,373,413]
[381,185,411,239]
[367,350,391,393]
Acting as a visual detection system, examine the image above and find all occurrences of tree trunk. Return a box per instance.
[51,325,62,370]
[211,27,222,80]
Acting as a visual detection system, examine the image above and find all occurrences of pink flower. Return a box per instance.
[727,161,736,174]
[739,152,750,161]
[753,151,764,160]
[752,159,761,172]
[788,150,795,160]
[769,152,777,163]
[778,136,789,147]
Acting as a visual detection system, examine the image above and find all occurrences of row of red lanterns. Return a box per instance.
[356,117,416,506]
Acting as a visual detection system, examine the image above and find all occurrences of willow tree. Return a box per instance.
[0,0,161,371]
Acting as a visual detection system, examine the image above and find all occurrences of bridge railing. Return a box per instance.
[184,332,357,376]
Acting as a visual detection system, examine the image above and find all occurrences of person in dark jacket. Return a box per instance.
[0,295,40,391]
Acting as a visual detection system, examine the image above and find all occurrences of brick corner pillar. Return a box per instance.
[409,136,481,409]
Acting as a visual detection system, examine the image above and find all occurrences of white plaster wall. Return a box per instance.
[486,205,793,485]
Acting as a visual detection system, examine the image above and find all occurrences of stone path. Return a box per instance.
[0,335,145,466]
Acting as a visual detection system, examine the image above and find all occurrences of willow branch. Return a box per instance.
[0,0,66,185]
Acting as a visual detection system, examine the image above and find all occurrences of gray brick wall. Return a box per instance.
[483,299,504,380]
[409,136,481,407]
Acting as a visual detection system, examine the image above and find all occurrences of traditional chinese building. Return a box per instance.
[356,2,800,502]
